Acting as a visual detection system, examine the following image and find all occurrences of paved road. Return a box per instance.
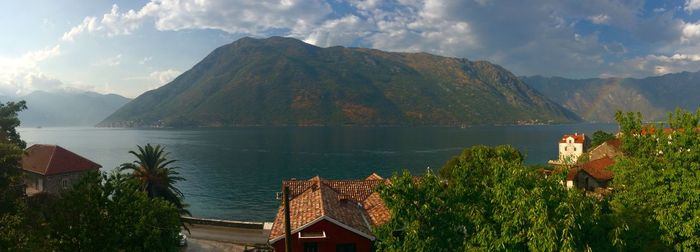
[181,223,272,252]
[182,238,249,252]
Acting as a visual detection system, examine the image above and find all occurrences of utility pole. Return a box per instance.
[284,186,292,252]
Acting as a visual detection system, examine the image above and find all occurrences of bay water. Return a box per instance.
[18,124,616,221]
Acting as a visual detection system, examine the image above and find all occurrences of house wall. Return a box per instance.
[24,171,44,192]
[573,172,608,191]
[559,137,584,163]
[44,171,92,194]
[272,219,373,252]
[25,170,94,195]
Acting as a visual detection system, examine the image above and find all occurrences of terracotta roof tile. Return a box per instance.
[559,134,586,144]
[22,144,101,176]
[366,173,383,180]
[269,174,390,242]
[579,157,615,181]
[362,192,391,226]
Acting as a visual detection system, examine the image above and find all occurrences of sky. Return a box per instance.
[3,0,700,98]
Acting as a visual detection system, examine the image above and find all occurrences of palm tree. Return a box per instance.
[119,144,190,216]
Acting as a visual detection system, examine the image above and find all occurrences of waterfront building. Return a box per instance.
[21,144,101,196]
[551,133,587,165]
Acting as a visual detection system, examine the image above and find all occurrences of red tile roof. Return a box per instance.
[21,144,101,176]
[269,174,390,242]
[579,157,615,181]
[559,133,586,144]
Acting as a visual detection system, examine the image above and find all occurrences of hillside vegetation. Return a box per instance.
[99,37,579,127]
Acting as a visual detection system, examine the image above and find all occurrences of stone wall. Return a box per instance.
[44,171,91,194]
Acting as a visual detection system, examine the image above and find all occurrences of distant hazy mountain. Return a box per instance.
[523,72,700,122]
[10,91,131,127]
[99,36,579,127]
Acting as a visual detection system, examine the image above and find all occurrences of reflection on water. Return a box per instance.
[18,124,617,221]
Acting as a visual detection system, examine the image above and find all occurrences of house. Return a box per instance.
[588,139,622,160]
[22,144,101,196]
[565,156,615,191]
[551,133,586,165]
[268,173,390,252]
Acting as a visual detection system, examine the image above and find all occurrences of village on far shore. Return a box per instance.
[16,128,628,251]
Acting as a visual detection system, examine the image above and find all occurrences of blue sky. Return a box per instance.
[3,0,700,98]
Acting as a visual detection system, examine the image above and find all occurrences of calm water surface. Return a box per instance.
[18,124,616,221]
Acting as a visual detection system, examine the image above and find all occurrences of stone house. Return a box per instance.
[22,144,101,196]
[566,156,615,191]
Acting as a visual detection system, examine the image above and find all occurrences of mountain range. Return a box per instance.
[523,72,700,122]
[98,36,579,127]
[6,91,131,127]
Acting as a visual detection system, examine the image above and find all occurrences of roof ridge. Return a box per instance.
[46,145,57,173]
[316,179,326,216]
[319,180,362,203]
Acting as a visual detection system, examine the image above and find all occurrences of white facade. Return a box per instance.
[558,134,584,164]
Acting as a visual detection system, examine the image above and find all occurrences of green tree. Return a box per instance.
[610,108,700,250]
[375,145,608,251]
[43,171,181,251]
[0,101,29,250]
[119,144,189,215]
[590,130,616,148]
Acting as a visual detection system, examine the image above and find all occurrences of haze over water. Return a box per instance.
[18,124,616,221]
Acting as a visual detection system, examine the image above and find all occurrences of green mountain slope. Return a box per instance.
[523,72,700,122]
[99,37,579,127]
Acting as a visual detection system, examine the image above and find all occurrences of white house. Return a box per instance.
[557,133,586,164]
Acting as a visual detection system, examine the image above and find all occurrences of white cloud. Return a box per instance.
[686,0,700,12]
[61,16,100,41]
[588,14,610,25]
[0,45,64,96]
[682,21,700,40]
[61,1,333,42]
[603,53,700,77]
[149,69,181,86]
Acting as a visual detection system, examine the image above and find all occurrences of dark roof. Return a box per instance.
[605,139,621,149]
[269,174,390,242]
[579,157,615,181]
[22,144,101,176]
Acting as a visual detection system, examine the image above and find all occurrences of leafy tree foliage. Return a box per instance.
[0,101,29,250]
[30,171,182,251]
[610,109,700,250]
[590,130,616,148]
[119,144,189,216]
[375,145,607,251]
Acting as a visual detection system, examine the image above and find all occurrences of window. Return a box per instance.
[61,179,69,189]
[336,243,356,252]
[304,242,318,252]
[564,146,568,151]
[574,147,577,151]
[299,231,326,239]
